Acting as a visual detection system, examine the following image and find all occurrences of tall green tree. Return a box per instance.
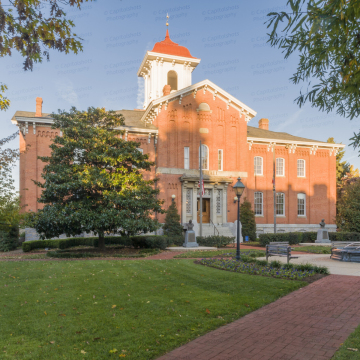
[163,201,183,237]
[0,0,93,110]
[29,107,164,249]
[240,199,257,242]
[327,137,350,183]
[266,1,360,137]
[336,178,360,232]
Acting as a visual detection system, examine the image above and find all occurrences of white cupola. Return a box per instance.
[137,28,201,108]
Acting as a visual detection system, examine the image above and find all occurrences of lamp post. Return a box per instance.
[233,177,245,261]
[171,194,176,202]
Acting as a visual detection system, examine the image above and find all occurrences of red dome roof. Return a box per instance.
[151,29,197,59]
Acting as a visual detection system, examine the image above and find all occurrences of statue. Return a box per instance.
[183,219,198,248]
[186,219,194,231]
[315,219,330,243]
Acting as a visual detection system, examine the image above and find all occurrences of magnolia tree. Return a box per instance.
[29,107,164,249]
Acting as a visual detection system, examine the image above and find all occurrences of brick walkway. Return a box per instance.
[158,275,360,360]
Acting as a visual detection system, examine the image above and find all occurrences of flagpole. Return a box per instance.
[199,141,203,237]
[273,143,276,234]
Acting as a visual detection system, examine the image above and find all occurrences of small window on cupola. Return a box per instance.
[167,70,178,91]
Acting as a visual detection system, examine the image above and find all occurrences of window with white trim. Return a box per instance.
[199,144,209,170]
[276,158,285,176]
[297,159,305,177]
[254,192,263,215]
[218,149,223,171]
[254,156,263,175]
[297,193,306,216]
[137,148,143,154]
[276,193,285,216]
[184,147,189,169]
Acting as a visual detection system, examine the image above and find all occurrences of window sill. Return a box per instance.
[297,176,306,179]
[276,215,286,218]
[276,175,285,177]
[297,215,307,218]
[254,174,264,177]
[255,215,264,217]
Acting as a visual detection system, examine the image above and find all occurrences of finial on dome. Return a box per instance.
[166,13,169,27]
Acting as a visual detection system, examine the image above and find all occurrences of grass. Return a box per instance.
[174,249,265,258]
[332,324,360,359]
[293,246,331,254]
[0,259,305,359]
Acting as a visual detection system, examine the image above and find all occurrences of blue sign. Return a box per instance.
[245,236,249,242]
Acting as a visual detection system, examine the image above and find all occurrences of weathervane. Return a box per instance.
[166,13,169,27]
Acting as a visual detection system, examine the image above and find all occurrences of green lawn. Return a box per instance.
[174,249,265,258]
[0,259,305,359]
[294,246,331,254]
[332,324,360,359]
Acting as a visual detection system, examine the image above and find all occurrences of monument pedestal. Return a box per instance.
[183,230,198,248]
[315,229,330,243]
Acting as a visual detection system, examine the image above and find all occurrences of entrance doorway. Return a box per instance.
[197,199,210,223]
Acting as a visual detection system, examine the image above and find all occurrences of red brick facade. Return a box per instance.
[12,30,343,236]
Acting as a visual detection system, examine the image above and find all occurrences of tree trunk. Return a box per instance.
[98,233,105,250]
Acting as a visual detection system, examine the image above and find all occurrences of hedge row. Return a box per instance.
[22,235,182,252]
[22,233,236,252]
[329,232,360,242]
[197,235,235,248]
[259,231,360,246]
[22,236,131,252]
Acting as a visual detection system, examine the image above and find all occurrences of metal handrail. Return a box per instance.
[209,218,220,236]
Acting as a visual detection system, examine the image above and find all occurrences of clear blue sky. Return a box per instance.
[2,0,359,192]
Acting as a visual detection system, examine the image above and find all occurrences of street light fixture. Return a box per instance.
[171,194,176,202]
[233,177,245,261]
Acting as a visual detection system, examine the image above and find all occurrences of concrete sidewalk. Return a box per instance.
[157,275,360,360]
[258,254,360,276]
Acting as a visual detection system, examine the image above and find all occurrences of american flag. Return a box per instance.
[198,179,205,196]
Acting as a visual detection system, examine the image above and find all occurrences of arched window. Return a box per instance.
[254,156,263,175]
[167,70,178,91]
[297,193,306,216]
[276,158,285,176]
[276,193,285,216]
[254,192,263,216]
[199,144,209,170]
[297,159,305,177]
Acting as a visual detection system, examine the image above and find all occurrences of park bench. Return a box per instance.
[265,242,298,264]
[331,242,360,262]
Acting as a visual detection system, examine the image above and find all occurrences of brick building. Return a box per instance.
[11,29,344,239]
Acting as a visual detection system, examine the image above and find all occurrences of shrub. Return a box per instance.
[301,232,317,243]
[163,201,183,237]
[259,232,311,246]
[270,260,282,268]
[0,226,19,252]
[196,235,234,248]
[329,232,360,242]
[22,236,130,252]
[240,198,257,242]
[130,235,168,250]
[47,250,99,258]
[166,235,183,246]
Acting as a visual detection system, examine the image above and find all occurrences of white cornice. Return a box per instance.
[140,79,257,124]
[137,51,201,77]
[12,117,158,135]
[247,136,345,149]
